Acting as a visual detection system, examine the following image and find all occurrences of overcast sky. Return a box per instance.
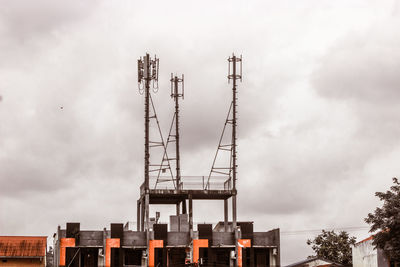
[1,0,400,265]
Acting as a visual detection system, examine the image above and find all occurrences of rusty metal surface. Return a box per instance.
[0,236,46,257]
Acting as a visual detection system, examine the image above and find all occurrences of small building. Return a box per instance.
[0,236,47,267]
[352,235,391,267]
[284,257,343,267]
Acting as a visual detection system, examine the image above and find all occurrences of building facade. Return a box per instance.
[53,222,280,267]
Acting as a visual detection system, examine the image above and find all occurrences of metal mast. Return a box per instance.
[144,54,150,199]
[170,74,184,189]
[228,54,242,230]
[137,53,159,262]
[207,54,242,233]
[229,54,242,267]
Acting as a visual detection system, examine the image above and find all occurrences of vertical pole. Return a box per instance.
[137,201,141,231]
[189,194,193,239]
[182,200,187,214]
[57,225,61,267]
[174,76,181,189]
[145,195,150,230]
[144,53,150,226]
[103,227,107,267]
[234,227,239,267]
[189,194,194,264]
[231,54,238,267]
[224,199,229,232]
[176,203,180,216]
[141,199,145,232]
[78,248,81,267]
[232,55,237,231]
[144,53,151,266]
[276,228,281,267]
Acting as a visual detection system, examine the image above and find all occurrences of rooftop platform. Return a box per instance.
[140,176,235,204]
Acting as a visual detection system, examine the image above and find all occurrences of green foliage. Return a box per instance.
[306,230,356,265]
[365,177,400,262]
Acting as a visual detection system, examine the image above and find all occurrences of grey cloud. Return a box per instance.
[0,157,66,195]
[313,22,400,103]
[0,0,98,40]
[235,20,400,214]
[312,18,400,158]
[238,18,400,219]
[0,41,144,197]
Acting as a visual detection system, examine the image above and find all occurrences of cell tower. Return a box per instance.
[170,74,184,190]
[208,53,242,230]
[134,53,277,267]
[137,53,173,231]
[155,74,184,190]
[229,54,242,231]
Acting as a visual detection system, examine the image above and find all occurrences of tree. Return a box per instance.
[365,177,400,263]
[306,230,356,265]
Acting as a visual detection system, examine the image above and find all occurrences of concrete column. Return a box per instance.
[137,201,141,231]
[176,202,180,216]
[224,199,229,232]
[182,199,187,214]
[103,228,107,267]
[189,195,193,239]
[141,199,145,232]
[276,228,281,267]
[78,249,81,267]
[145,193,150,267]
[234,227,239,267]
[56,225,61,267]
[145,193,150,231]
[232,194,237,230]
[270,248,277,267]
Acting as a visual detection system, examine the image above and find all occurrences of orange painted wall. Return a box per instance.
[193,239,208,263]
[238,239,251,267]
[59,238,75,266]
[149,240,163,267]
[105,238,120,267]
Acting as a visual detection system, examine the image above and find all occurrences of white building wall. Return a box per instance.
[352,239,378,267]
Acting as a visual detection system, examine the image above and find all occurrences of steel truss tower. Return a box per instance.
[137,53,244,266]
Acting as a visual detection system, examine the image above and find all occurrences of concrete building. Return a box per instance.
[0,236,47,267]
[53,222,280,267]
[352,236,392,267]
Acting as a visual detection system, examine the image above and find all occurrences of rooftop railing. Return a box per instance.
[141,176,232,193]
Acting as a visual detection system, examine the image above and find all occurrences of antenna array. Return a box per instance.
[208,53,242,230]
